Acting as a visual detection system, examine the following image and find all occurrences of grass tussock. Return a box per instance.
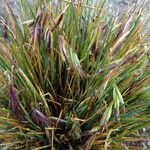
[0,0,149,149]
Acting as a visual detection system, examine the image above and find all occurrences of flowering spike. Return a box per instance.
[9,83,23,121]
[31,108,49,127]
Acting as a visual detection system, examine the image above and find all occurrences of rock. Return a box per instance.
[0,0,19,18]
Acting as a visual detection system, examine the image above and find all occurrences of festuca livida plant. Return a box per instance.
[0,0,149,149]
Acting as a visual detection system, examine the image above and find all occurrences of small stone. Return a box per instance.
[147,141,150,146]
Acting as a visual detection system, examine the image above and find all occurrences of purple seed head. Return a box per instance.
[9,84,23,121]
[31,108,49,127]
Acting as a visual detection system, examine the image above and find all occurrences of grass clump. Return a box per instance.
[0,0,149,149]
